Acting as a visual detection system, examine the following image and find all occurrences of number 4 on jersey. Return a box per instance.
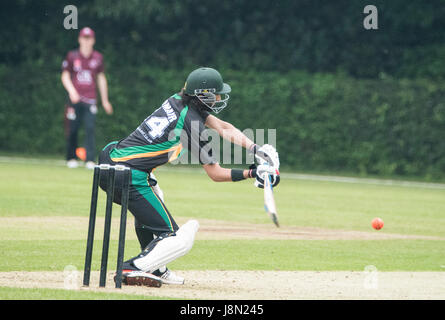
[145,116,170,139]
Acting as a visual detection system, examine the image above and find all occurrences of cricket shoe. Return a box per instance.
[154,268,185,285]
[85,161,96,170]
[66,159,79,168]
[117,270,163,288]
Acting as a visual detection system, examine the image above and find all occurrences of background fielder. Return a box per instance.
[61,27,113,169]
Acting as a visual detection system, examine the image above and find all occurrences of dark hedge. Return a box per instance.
[1,0,444,178]
[1,65,444,178]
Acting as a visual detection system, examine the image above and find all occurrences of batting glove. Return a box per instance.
[253,144,280,170]
[250,164,280,189]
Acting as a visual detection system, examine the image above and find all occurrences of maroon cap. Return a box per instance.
[79,27,95,38]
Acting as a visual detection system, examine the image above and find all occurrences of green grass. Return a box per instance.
[1,239,443,272]
[0,158,444,299]
[0,286,172,300]
[1,161,445,236]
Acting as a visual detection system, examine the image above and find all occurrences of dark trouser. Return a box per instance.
[135,219,156,250]
[98,143,179,251]
[66,102,96,162]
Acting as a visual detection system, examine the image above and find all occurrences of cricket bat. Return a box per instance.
[263,172,280,227]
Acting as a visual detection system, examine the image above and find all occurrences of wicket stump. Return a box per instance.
[83,164,131,289]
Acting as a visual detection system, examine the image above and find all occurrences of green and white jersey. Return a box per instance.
[108,93,216,172]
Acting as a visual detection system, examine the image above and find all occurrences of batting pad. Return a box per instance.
[133,220,199,273]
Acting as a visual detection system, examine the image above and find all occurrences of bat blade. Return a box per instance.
[263,173,280,227]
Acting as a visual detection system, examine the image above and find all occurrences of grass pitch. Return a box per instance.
[0,157,444,299]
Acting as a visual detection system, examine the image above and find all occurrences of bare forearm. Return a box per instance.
[208,166,232,182]
[221,124,255,150]
[61,72,77,95]
[203,163,251,182]
[205,115,255,150]
[97,73,109,103]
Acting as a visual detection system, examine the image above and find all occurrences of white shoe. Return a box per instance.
[119,270,163,287]
[158,269,185,285]
[66,159,78,168]
[85,161,96,170]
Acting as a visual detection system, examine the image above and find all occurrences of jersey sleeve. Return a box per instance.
[61,52,73,72]
[198,109,211,122]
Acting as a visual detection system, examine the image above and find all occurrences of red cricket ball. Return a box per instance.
[372,217,384,230]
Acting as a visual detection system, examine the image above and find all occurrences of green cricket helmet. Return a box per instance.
[183,67,231,114]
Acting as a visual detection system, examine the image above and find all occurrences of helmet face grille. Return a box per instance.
[195,91,229,114]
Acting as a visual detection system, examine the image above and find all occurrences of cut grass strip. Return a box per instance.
[1,239,443,272]
[0,286,170,300]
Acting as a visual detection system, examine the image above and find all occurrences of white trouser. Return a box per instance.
[150,173,164,202]
[150,173,166,272]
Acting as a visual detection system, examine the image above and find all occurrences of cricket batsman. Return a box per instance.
[98,67,280,286]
